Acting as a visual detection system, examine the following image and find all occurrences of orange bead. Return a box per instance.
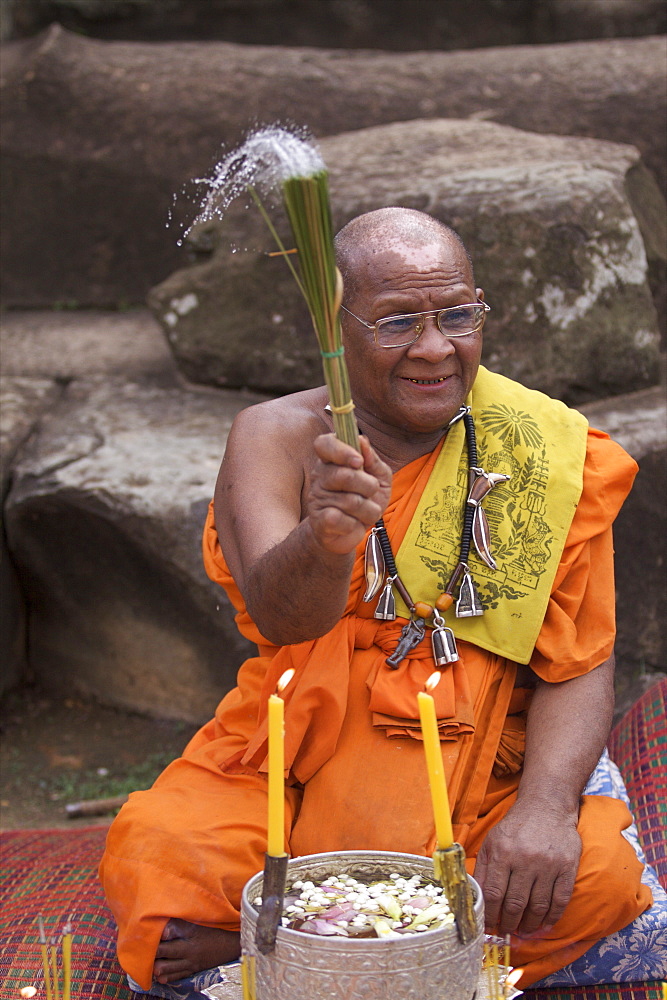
[414,601,433,619]
[435,592,454,612]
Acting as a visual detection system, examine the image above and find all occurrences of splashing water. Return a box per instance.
[180,125,325,244]
[173,124,358,451]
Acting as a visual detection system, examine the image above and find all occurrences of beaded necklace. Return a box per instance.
[362,406,509,669]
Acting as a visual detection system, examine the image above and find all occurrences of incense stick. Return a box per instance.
[37,915,53,1000]
[35,914,74,1000]
[241,954,256,1000]
[62,917,73,1000]
[50,938,60,1000]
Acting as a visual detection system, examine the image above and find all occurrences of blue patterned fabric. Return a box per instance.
[127,963,238,999]
[533,750,667,987]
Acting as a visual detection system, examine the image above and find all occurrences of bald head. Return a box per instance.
[334,208,473,301]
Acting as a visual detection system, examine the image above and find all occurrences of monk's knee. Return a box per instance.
[569,797,650,932]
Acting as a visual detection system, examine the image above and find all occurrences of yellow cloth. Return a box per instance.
[396,366,589,662]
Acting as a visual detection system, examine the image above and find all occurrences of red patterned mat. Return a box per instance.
[1,680,665,999]
[0,826,137,998]
[608,678,667,887]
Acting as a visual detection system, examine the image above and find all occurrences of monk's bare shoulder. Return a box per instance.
[214,387,331,581]
[226,386,331,472]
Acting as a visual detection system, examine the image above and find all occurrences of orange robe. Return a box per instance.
[100,428,651,991]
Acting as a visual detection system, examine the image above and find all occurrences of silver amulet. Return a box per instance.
[431,611,459,665]
[374,577,397,620]
[362,527,386,602]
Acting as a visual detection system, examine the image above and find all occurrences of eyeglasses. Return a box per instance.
[341,301,490,348]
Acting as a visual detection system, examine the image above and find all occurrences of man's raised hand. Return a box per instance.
[307,434,393,555]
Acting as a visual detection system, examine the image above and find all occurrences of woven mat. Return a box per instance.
[608,678,667,887]
[1,679,665,1000]
[0,826,137,998]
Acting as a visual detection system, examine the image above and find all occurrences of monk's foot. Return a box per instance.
[152,918,240,984]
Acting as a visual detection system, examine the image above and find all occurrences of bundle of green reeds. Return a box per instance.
[282,171,359,451]
[251,169,359,452]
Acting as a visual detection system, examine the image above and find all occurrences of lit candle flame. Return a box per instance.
[424,671,441,693]
[20,988,38,998]
[506,967,524,988]
[276,668,295,693]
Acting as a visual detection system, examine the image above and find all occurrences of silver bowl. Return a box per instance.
[241,850,484,1000]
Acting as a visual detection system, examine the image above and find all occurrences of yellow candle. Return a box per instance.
[417,672,454,849]
[266,669,294,857]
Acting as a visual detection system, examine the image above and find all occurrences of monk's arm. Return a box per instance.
[214,406,392,645]
[474,653,615,935]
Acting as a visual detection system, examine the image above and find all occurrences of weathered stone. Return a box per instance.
[1,26,665,306]
[149,119,662,405]
[4,0,665,51]
[0,308,177,698]
[580,386,667,717]
[0,308,179,383]
[4,377,266,722]
[0,375,61,484]
[1,375,61,695]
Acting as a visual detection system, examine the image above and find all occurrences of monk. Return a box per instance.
[100,207,651,994]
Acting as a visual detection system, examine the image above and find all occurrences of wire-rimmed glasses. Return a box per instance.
[341,301,490,348]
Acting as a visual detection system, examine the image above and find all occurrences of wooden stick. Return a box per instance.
[433,843,477,944]
[503,934,511,998]
[65,794,128,818]
[255,852,289,954]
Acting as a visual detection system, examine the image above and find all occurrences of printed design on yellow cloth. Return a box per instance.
[419,405,548,598]
[394,367,589,664]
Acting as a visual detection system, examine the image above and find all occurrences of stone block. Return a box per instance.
[0,308,178,383]
[149,119,663,405]
[1,25,665,305]
[1,375,61,695]
[4,376,265,722]
[581,386,667,717]
[3,0,665,50]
